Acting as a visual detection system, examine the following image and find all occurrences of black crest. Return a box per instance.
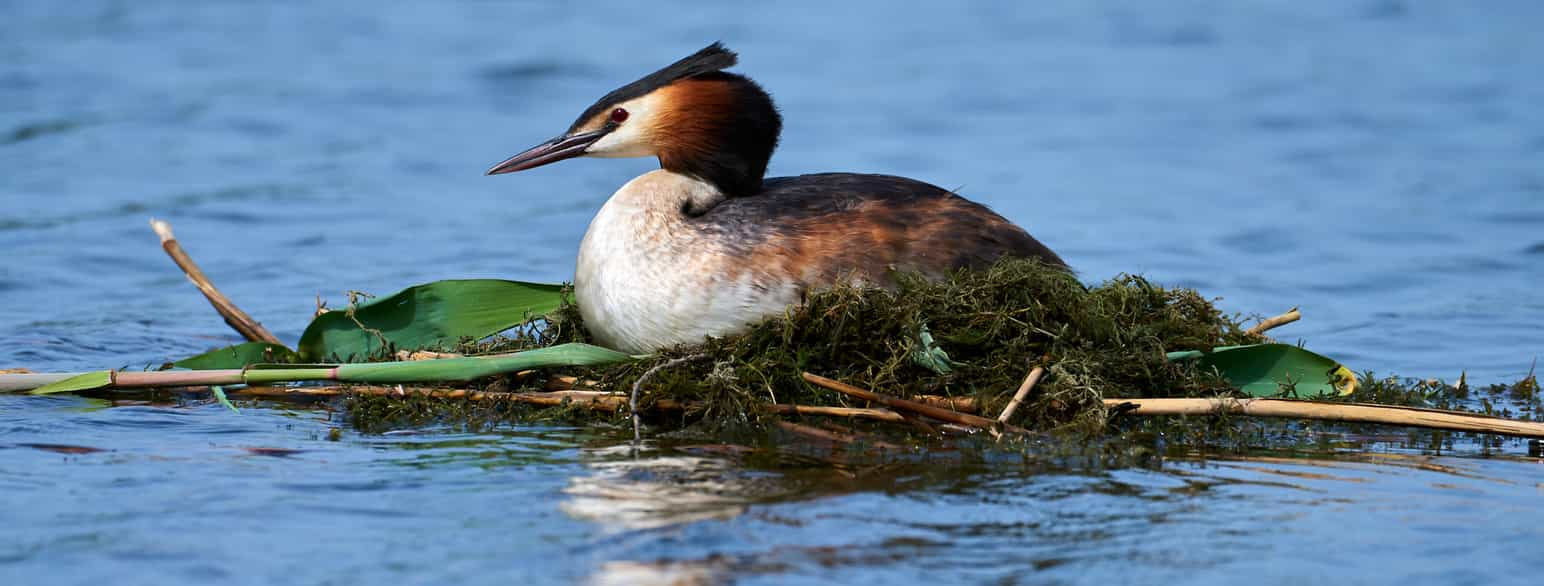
[568,42,739,133]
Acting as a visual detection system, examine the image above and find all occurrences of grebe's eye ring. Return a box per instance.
[610,108,629,124]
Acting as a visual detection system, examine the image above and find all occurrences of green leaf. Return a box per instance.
[297,280,564,362]
[30,371,114,395]
[334,343,633,383]
[174,342,300,370]
[1171,344,1356,397]
[911,323,962,374]
[210,385,240,413]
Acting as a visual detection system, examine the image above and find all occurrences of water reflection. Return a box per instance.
[561,435,1544,585]
[563,447,756,531]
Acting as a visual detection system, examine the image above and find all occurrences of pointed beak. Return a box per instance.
[485,129,609,175]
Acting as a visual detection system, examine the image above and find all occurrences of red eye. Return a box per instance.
[610,108,629,123]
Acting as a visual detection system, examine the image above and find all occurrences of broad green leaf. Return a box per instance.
[31,371,114,395]
[174,342,300,370]
[298,280,564,362]
[1170,344,1356,397]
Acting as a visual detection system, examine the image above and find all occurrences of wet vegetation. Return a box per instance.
[338,258,1542,457]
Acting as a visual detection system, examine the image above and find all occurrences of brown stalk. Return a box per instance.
[1246,306,1301,337]
[395,350,462,361]
[767,404,905,422]
[150,219,280,344]
[802,372,1027,434]
[232,385,908,422]
[1105,397,1544,439]
[997,366,1046,424]
[909,395,979,412]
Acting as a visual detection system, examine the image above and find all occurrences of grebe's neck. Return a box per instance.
[653,73,781,199]
[599,169,726,220]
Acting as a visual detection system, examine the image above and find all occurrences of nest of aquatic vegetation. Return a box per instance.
[353,258,1262,435]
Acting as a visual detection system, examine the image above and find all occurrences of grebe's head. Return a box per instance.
[486,42,782,197]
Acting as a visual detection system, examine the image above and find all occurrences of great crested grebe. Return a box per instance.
[487,43,1066,354]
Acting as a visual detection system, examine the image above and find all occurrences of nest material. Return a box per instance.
[538,258,1252,434]
[344,258,1542,443]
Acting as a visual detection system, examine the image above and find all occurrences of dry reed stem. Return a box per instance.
[1106,397,1544,439]
[768,404,905,422]
[395,350,463,361]
[219,384,1544,439]
[150,219,280,344]
[1246,307,1301,336]
[545,374,601,391]
[998,366,1046,423]
[802,372,1027,434]
[232,384,908,422]
[909,395,980,412]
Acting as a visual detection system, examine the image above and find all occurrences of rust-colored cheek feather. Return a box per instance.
[651,74,781,198]
[653,80,736,169]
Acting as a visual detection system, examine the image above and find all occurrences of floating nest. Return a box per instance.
[352,258,1266,434]
[334,258,1542,456]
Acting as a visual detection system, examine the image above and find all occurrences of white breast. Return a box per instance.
[574,170,801,354]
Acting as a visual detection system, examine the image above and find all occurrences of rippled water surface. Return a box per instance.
[3,2,1542,584]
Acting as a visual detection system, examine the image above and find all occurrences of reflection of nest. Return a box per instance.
[561,449,761,531]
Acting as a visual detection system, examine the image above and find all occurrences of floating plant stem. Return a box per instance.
[1105,397,1544,439]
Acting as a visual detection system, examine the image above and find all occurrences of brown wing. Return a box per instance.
[692,173,1067,286]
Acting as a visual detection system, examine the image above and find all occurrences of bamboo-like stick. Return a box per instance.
[232,384,913,422]
[802,372,1027,434]
[1247,307,1301,336]
[1105,397,1544,439]
[997,366,1045,423]
[150,219,280,344]
[909,395,979,412]
[768,404,905,422]
[0,373,76,392]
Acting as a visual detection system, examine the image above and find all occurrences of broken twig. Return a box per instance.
[1105,397,1544,439]
[631,354,708,443]
[1246,306,1301,337]
[997,366,1046,424]
[150,218,279,344]
[802,372,1026,434]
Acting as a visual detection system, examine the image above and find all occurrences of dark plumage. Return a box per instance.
[692,173,1066,285]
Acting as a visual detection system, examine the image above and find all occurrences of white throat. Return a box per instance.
[573,170,797,353]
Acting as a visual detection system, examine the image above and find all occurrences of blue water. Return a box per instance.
[3,1,1542,584]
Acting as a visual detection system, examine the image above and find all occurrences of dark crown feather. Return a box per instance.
[568,42,739,133]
